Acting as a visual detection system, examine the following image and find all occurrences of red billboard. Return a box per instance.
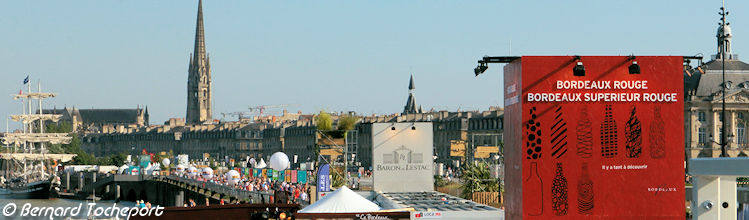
[504,56,684,219]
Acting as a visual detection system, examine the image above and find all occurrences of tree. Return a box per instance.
[316,111,333,131]
[460,161,500,199]
[109,153,127,166]
[336,115,358,131]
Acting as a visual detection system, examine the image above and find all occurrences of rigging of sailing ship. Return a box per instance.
[0,78,76,199]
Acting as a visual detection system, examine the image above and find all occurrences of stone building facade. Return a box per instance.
[81,120,261,160]
[684,13,749,159]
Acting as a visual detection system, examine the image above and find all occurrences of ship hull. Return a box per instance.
[0,180,52,199]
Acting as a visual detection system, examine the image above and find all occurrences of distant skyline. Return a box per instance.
[1,1,747,128]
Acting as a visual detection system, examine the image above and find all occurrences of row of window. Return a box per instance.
[698,124,747,145]
[697,111,745,122]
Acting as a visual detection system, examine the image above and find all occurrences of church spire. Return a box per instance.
[193,0,206,65]
[186,0,212,124]
[403,75,420,114]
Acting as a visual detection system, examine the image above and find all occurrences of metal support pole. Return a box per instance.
[720,6,729,158]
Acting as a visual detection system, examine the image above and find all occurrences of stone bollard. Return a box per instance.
[115,185,120,200]
[65,172,70,192]
[79,173,84,191]
[176,191,184,207]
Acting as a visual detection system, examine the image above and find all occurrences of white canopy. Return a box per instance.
[298,186,381,213]
[255,158,267,168]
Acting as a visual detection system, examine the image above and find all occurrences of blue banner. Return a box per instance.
[317,164,330,192]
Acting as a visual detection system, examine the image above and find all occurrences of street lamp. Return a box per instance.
[473,56,521,77]
[719,6,730,157]
[710,133,735,151]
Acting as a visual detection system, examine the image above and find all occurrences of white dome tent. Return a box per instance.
[298,186,380,213]
[256,158,267,169]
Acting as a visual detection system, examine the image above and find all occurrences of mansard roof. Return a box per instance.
[694,74,749,98]
[702,59,749,72]
[78,109,141,124]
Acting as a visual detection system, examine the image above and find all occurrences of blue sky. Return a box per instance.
[0,0,746,127]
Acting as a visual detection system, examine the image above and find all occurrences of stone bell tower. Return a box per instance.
[186,0,212,124]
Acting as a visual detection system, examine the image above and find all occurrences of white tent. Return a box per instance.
[298,186,381,213]
[255,158,267,169]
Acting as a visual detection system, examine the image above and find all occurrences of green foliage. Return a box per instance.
[331,166,345,188]
[460,161,500,199]
[337,115,358,131]
[434,175,449,187]
[43,122,72,133]
[316,111,333,131]
[109,153,127,166]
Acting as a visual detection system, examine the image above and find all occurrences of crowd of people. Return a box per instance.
[134,200,152,209]
[179,171,311,205]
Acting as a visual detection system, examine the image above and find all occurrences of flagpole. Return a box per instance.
[27,76,32,153]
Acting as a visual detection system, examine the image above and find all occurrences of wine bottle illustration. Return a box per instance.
[601,104,618,158]
[650,106,665,159]
[526,106,542,160]
[576,106,593,158]
[526,162,543,216]
[551,162,568,216]
[577,162,594,215]
[550,106,568,159]
[625,106,642,158]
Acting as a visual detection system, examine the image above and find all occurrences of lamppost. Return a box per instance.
[719,6,730,157]
[710,133,734,154]
[493,154,502,207]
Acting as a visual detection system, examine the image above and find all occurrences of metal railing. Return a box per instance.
[159,175,272,203]
[75,173,273,203]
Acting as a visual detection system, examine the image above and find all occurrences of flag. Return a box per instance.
[18,89,22,95]
[317,164,330,192]
[23,76,29,84]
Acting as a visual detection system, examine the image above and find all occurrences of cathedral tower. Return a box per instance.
[186,0,212,124]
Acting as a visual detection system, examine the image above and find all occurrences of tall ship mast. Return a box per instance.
[0,78,76,199]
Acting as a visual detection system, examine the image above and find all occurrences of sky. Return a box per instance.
[0,0,747,128]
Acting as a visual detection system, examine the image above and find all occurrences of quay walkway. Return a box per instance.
[66,173,272,206]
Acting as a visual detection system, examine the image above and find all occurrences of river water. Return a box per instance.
[0,199,136,220]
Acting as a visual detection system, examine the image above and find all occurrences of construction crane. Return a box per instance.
[248,104,296,116]
[220,112,253,121]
